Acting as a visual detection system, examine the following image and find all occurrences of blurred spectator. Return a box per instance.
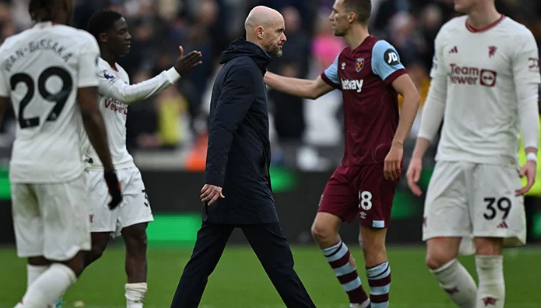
[0,0,538,171]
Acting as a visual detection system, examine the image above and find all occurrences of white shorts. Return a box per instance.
[11,175,91,261]
[87,167,153,236]
[423,161,526,248]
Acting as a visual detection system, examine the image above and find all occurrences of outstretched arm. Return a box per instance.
[99,47,202,105]
[264,73,334,100]
[264,54,341,99]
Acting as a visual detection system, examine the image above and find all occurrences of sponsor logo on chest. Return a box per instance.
[449,64,497,87]
[104,98,128,115]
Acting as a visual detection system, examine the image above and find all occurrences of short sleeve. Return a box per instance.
[77,33,100,88]
[371,40,406,84]
[321,55,340,88]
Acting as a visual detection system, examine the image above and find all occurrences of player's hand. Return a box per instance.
[384,143,403,181]
[516,160,536,196]
[406,157,423,196]
[174,46,202,77]
[104,171,122,210]
[201,184,225,206]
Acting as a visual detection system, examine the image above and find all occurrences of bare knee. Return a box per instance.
[85,233,110,267]
[123,224,148,256]
[475,237,502,256]
[311,221,338,247]
[425,237,461,270]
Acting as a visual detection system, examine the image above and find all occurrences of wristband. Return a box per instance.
[526,152,537,162]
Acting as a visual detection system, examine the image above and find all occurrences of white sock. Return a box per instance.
[476,255,504,308]
[430,259,477,308]
[27,264,49,289]
[126,283,147,308]
[19,263,76,307]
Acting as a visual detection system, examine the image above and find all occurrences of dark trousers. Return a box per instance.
[170,222,316,308]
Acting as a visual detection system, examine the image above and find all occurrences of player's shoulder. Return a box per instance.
[437,16,468,38]
[0,29,33,54]
[500,17,535,41]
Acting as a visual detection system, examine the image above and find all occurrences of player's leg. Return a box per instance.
[471,164,527,308]
[121,222,149,308]
[16,177,91,307]
[241,223,316,308]
[11,183,51,301]
[423,162,477,308]
[84,169,119,268]
[118,168,154,307]
[170,222,234,308]
[313,166,370,307]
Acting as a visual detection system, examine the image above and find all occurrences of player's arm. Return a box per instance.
[407,32,448,196]
[264,54,340,100]
[0,61,10,129]
[371,41,420,180]
[513,30,540,195]
[202,62,256,205]
[98,48,202,105]
[77,36,122,209]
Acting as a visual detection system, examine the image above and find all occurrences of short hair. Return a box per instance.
[344,0,372,24]
[28,0,54,21]
[87,10,123,42]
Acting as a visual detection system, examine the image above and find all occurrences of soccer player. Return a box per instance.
[82,10,202,308]
[264,0,420,307]
[0,0,122,307]
[406,0,540,307]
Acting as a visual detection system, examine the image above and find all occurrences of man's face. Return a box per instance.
[262,17,287,57]
[454,0,478,14]
[105,18,132,56]
[329,0,351,37]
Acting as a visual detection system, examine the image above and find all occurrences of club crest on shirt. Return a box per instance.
[355,58,365,73]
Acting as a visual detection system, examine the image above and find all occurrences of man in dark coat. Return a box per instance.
[170,6,316,308]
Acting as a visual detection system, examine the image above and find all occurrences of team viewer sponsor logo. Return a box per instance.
[449,64,497,87]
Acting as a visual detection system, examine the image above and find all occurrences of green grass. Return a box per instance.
[0,245,540,308]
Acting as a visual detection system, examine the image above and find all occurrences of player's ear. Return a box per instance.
[98,33,108,44]
[256,26,264,40]
[348,12,356,23]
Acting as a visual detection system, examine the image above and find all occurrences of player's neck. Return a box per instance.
[101,49,118,69]
[466,5,500,30]
[344,24,370,50]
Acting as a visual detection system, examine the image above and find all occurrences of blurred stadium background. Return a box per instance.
[0,0,541,307]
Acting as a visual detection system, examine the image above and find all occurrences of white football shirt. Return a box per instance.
[0,22,100,183]
[419,15,541,166]
[81,58,181,169]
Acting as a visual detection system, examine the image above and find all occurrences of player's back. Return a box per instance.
[0,22,99,183]
[433,16,540,166]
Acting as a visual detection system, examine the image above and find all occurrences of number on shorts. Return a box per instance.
[359,191,373,210]
[483,197,512,220]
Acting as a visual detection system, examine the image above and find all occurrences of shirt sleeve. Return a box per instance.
[97,66,180,105]
[320,55,340,88]
[513,29,540,150]
[77,35,100,88]
[512,29,541,85]
[418,29,448,142]
[371,40,407,84]
[0,68,9,97]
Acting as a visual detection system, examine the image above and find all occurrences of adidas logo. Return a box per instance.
[497,221,508,229]
[449,46,458,54]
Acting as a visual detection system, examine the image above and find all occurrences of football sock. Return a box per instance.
[322,241,369,305]
[476,255,504,308]
[430,259,476,308]
[126,283,147,308]
[366,262,391,308]
[18,263,76,307]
